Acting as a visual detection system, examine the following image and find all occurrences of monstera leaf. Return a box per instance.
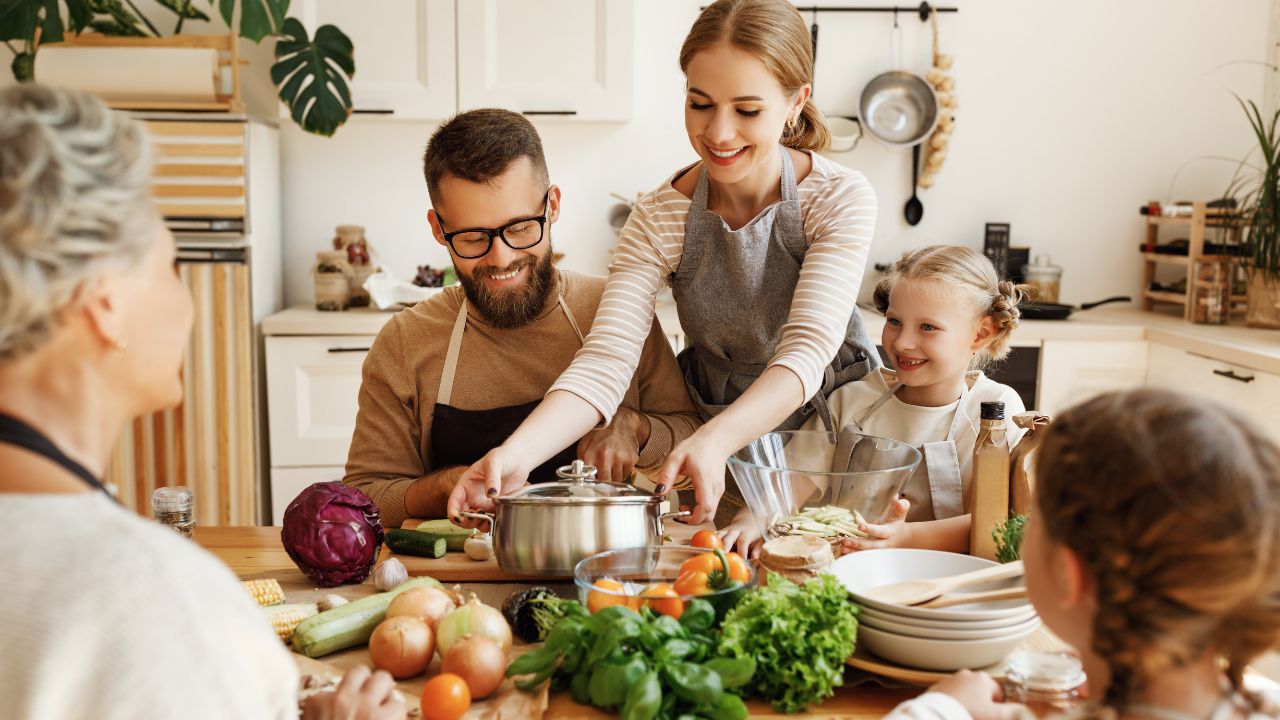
[271,17,354,137]
[216,0,286,43]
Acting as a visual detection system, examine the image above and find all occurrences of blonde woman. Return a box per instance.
[0,85,402,720]
[450,0,880,526]
[888,388,1280,720]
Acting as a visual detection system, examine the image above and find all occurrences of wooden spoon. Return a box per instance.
[918,586,1028,610]
[863,560,1024,607]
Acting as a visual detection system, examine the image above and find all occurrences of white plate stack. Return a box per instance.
[831,549,1040,671]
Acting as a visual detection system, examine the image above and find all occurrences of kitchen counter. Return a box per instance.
[263,302,1280,374]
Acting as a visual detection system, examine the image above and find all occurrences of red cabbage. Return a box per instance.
[281,482,385,587]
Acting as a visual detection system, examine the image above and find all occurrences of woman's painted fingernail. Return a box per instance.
[655,484,667,494]
[487,487,498,496]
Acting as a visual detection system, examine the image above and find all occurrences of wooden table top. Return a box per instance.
[195,524,924,719]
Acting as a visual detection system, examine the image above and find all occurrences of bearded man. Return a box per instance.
[343,109,700,526]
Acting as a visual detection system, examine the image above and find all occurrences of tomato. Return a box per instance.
[690,530,725,550]
[673,570,713,597]
[421,673,471,720]
[640,582,684,619]
[678,552,721,578]
[587,578,636,614]
[724,552,752,584]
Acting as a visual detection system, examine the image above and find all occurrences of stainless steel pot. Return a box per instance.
[458,461,689,578]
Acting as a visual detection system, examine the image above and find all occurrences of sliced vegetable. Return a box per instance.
[416,519,479,551]
[386,528,448,558]
[768,505,870,546]
[242,578,285,606]
[263,602,318,642]
[291,577,440,657]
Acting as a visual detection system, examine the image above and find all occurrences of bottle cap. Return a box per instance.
[152,486,193,513]
[980,401,1005,420]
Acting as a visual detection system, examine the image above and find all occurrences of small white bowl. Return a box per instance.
[859,621,1040,671]
[862,611,1041,641]
[827,116,862,153]
[833,549,1031,621]
[860,605,1037,631]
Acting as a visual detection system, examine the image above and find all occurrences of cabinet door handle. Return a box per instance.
[1212,369,1255,383]
[327,347,371,354]
[522,110,577,116]
[352,109,394,115]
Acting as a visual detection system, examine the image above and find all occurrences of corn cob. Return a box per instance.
[242,578,286,606]
[264,603,318,642]
[292,577,440,658]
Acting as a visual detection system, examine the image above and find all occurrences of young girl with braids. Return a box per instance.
[720,244,1029,555]
[888,387,1280,720]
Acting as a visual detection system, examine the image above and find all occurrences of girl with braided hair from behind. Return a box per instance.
[719,244,1030,556]
[887,387,1280,720]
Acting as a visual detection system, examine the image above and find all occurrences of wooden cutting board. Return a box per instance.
[378,518,705,583]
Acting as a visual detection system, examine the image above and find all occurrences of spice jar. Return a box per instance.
[1001,650,1088,717]
[333,225,374,308]
[1191,260,1229,325]
[152,486,195,539]
[313,250,352,311]
[759,534,833,585]
[1022,255,1062,304]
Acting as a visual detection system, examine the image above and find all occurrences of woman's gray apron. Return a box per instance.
[670,146,879,524]
[843,376,970,522]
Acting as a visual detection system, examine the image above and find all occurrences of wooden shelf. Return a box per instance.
[1141,202,1247,321]
[1143,252,1243,266]
[1145,290,1189,304]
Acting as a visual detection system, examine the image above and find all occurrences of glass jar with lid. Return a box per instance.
[152,486,195,539]
[1022,255,1063,304]
[1001,649,1089,716]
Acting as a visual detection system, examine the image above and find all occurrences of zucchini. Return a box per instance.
[291,576,439,657]
[415,519,477,551]
[386,528,448,558]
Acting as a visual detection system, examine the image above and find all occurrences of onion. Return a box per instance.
[368,616,434,678]
[441,635,507,699]
[437,596,512,656]
[387,586,456,630]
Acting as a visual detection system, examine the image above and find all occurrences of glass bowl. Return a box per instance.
[573,546,754,619]
[727,429,922,544]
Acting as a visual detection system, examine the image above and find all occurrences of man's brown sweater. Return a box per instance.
[344,269,700,527]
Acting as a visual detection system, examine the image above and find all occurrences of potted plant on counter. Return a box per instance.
[1236,98,1280,328]
[0,0,355,136]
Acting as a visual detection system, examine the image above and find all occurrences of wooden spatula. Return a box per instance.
[918,585,1027,609]
[863,560,1025,606]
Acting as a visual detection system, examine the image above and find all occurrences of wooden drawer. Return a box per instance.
[270,466,346,524]
[1147,343,1280,442]
[1036,340,1149,416]
[266,335,373,468]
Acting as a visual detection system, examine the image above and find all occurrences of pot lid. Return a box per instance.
[501,460,657,504]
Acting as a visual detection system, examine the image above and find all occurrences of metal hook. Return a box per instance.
[892,8,899,28]
[918,2,932,22]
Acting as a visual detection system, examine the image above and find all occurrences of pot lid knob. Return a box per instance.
[555,459,598,485]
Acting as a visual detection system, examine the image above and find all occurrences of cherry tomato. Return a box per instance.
[678,552,720,578]
[673,570,713,597]
[640,582,685,619]
[421,673,471,720]
[587,578,636,614]
[690,530,725,550]
[724,552,752,584]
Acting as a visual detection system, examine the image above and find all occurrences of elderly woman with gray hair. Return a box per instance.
[0,84,403,720]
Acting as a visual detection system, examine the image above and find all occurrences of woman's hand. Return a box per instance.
[929,669,1024,720]
[445,446,533,529]
[654,429,733,525]
[302,666,406,720]
[839,498,911,554]
[717,509,764,558]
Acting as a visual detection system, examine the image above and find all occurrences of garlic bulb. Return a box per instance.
[317,594,349,612]
[464,534,494,561]
[372,558,408,591]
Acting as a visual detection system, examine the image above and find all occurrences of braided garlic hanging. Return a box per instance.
[919,9,954,189]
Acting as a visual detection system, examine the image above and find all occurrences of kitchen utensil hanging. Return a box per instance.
[857,10,938,225]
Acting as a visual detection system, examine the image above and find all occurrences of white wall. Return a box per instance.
[280,0,1273,308]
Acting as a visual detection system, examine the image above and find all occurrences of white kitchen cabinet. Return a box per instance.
[1146,343,1280,442]
[1036,340,1149,416]
[271,466,346,524]
[294,0,457,119]
[265,335,371,468]
[456,0,634,120]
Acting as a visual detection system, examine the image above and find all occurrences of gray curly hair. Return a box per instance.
[0,83,156,360]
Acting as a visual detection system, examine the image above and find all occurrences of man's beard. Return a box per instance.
[457,244,556,329]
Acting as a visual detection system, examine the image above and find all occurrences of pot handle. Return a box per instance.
[657,510,692,537]
[456,511,494,533]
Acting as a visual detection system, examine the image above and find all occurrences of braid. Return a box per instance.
[1034,389,1280,715]
[982,279,1030,364]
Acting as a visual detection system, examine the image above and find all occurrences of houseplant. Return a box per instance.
[1236,97,1280,328]
[0,0,356,136]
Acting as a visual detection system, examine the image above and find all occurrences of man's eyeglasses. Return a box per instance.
[437,190,550,259]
